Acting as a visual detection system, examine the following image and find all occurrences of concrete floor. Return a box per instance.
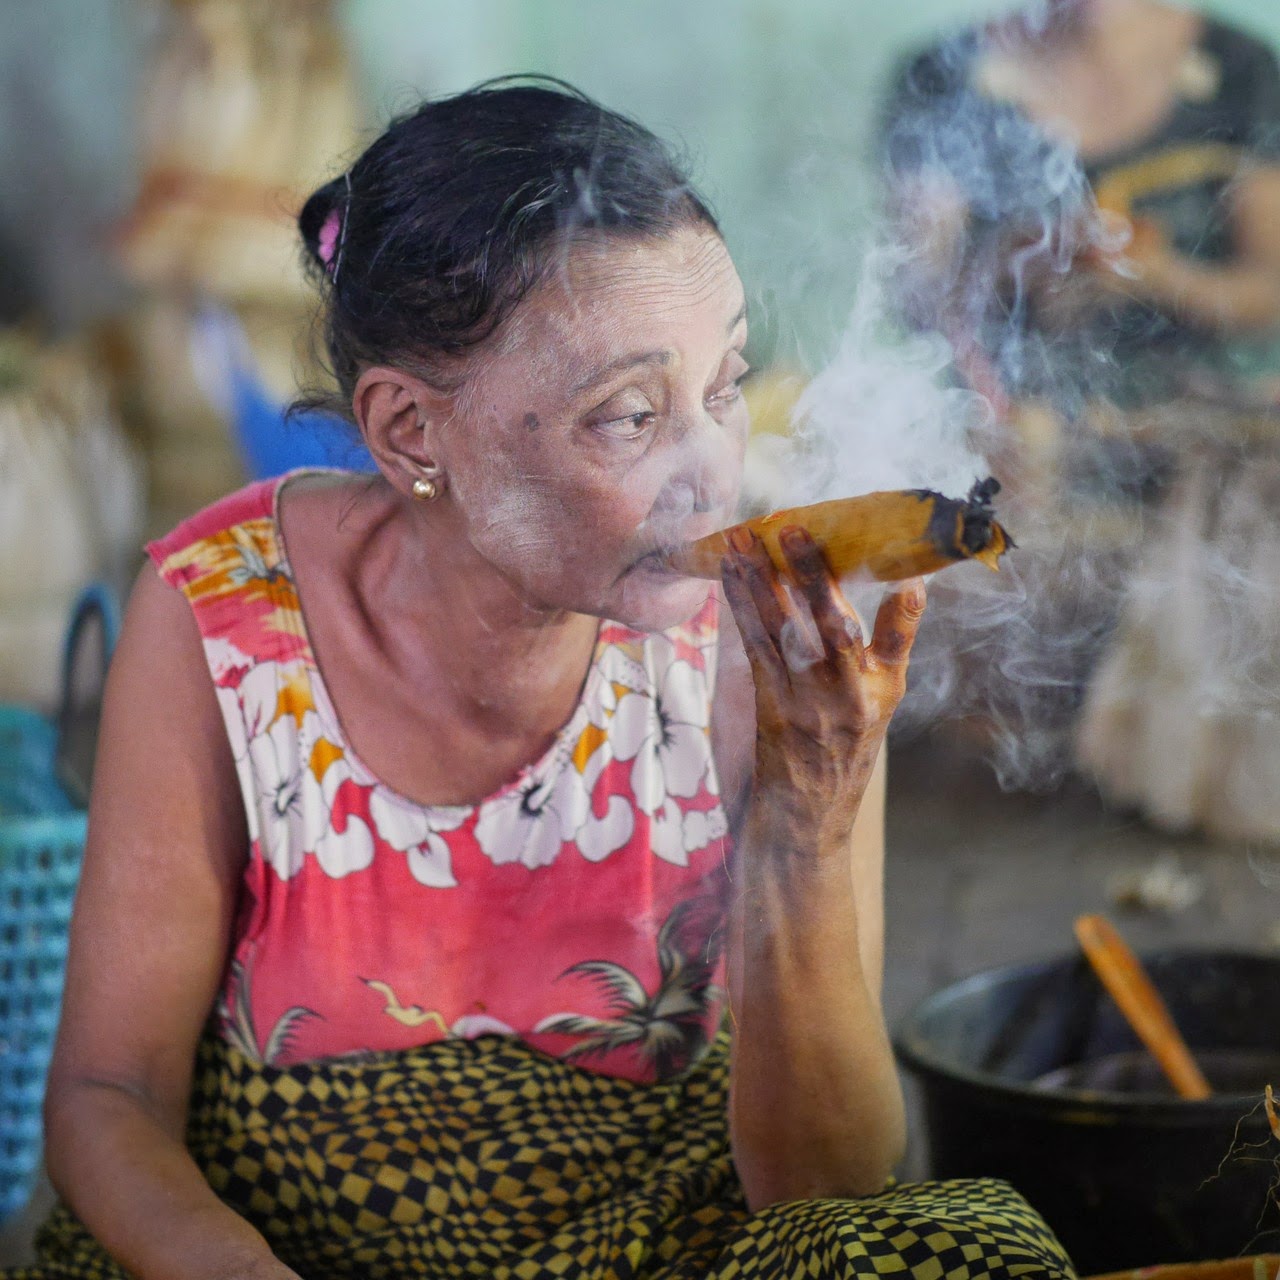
[3,734,1277,1267]
[883,732,1280,1026]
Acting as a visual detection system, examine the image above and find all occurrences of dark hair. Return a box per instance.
[297,76,719,417]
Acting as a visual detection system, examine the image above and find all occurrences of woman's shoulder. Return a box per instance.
[146,474,284,577]
[142,471,327,663]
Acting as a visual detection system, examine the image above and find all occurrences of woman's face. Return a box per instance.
[439,224,749,631]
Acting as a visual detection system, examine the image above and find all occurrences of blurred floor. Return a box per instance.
[2,735,1277,1263]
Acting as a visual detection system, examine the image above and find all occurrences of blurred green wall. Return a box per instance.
[341,0,1280,364]
[4,0,1280,353]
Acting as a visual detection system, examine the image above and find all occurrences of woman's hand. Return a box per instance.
[1085,193,1280,334]
[1085,212,1180,299]
[718,524,923,1205]
[720,524,925,853]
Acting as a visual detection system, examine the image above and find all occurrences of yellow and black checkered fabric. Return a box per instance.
[14,1030,1075,1279]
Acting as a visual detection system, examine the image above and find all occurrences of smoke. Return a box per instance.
[754,22,1154,793]
[792,268,991,501]
[774,240,1126,791]
[752,12,1280,865]
[1250,847,1280,893]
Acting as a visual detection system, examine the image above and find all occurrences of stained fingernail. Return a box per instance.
[728,526,754,554]
[779,525,809,551]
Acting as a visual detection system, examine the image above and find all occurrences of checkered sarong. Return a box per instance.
[15,1030,1075,1279]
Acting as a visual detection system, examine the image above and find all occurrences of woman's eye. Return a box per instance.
[707,362,750,408]
[593,411,657,441]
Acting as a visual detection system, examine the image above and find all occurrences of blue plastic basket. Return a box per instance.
[0,584,118,1225]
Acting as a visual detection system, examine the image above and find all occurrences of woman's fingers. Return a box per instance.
[778,526,866,671]
[730,528,794,651]
[869,578,927,670]
[721,549,788,697]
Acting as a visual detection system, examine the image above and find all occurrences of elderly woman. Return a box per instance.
[20,81,1071,1280]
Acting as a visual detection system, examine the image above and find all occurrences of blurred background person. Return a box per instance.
[881,0,1280,844]
[883,0,1280,500]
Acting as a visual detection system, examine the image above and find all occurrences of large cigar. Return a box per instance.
[664,477,1013,582]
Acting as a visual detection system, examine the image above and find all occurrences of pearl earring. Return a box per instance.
[411,462,445,502]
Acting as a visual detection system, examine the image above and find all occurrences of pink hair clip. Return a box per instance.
[317,171,352,284]
[318,209,342,275]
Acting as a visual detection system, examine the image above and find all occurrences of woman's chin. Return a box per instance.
[607,562,715,632]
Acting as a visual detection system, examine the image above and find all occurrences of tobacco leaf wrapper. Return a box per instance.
[664,478,1014,582]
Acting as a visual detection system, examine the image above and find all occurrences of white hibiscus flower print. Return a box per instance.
[473,759,591,870]
[245,696,382,880]
[238,659,298,741]
[217,657,291,793]
[205,636,254,687]
[681,806,730,856]
[611,647,713,867]
[368,787,470,889]
[310,755,375,878]
[473,716,640,870]
[247,713,310,878]
[575,795,636,863]
[247,701,345,878]
[590,645,651,724]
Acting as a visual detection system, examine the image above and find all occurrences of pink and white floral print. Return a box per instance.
[147,473,732,1080]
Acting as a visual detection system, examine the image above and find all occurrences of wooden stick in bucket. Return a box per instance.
[1073,914,1212,1101]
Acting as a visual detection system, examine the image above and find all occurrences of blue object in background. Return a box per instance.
[228,360,376,481]
[0,584,120,1226]
[190,305,376,481]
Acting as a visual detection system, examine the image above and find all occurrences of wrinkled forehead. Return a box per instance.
[496,226,743,371]
[554,225,737,305]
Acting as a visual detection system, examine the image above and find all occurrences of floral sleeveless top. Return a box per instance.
[147,473,732,1083]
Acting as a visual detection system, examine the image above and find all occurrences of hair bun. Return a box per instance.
[299,174,349,274]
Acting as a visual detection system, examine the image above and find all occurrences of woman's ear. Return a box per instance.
[352,366,454,497]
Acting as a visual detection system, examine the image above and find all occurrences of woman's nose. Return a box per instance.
[658,422,739,517]
[691,468,731,514]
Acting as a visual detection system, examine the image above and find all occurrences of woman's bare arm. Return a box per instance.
[711,544,922,1209]
[713,622,889,998]
[43,566,298,1280]
[1101,166,1280,333]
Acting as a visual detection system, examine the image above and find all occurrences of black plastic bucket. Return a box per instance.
[894,950,1280,1275]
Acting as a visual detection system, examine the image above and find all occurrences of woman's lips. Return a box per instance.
[626,514,733,579]
[631,548,678,574]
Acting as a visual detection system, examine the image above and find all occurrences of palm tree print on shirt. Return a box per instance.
[220,956,321,1067]
[535,891,727,1079]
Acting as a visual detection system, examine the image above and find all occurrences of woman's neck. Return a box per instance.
[286,474,601,754]
[364,489,602,738]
